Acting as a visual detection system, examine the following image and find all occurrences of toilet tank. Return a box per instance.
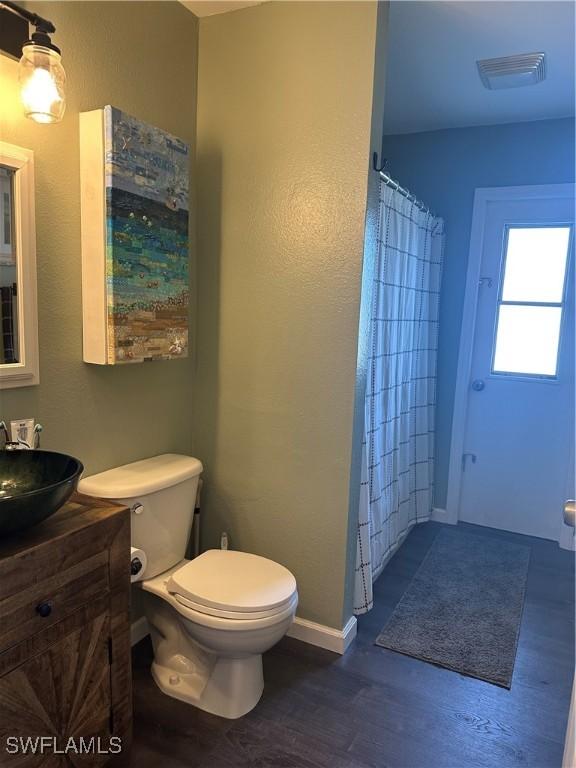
[78,454,203,578]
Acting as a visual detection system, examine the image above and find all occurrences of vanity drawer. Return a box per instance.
[0,550,109,653]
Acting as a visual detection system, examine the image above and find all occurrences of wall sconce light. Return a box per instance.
[0,1,65,123]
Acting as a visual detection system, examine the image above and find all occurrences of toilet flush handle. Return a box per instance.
[131,503,144,515]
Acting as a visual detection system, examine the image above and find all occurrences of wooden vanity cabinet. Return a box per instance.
[0,494,132,767]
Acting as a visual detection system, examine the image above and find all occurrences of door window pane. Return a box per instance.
[501,227,570,303]
[493,305,562,376]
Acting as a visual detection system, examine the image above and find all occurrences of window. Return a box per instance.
[492,226,571,377]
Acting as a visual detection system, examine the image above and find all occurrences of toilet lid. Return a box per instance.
[167,550,297,613]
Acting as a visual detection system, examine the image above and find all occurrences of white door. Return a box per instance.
[457,185,574,542]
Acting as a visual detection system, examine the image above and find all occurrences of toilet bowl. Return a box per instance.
[143,552,297,718]
[79,454,298,719]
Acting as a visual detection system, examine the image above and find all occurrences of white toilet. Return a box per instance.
[79,454,298,719]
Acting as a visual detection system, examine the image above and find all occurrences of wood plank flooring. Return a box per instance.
[129,522,574,767]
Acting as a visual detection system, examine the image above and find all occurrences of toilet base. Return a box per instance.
[151,654,264,719]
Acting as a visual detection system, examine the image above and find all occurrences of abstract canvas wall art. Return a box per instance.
[80,106,189,364]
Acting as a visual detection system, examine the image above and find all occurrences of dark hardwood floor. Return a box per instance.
[129,522,575,768]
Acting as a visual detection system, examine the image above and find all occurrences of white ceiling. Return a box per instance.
[383,0,575,135]
[181,1,263,18]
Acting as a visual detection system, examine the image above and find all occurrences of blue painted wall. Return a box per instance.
[383,118,575,508]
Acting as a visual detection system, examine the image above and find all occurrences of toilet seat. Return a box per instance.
[169,590,298,631]
[167,549,297,616]
[142,555,298,631]
[173,591,298,621]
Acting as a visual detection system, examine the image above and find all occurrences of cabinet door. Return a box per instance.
[0,613,113,767]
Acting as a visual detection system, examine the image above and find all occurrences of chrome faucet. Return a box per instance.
[0,421,42,450]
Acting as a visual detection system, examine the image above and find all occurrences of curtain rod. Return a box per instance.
[378,170,436,218]
[372,151,435,217]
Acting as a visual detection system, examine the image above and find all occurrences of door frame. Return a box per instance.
[445,183,575,536]
[563,675,576,768]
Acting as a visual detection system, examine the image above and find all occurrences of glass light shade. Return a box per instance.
[18,44,66,124]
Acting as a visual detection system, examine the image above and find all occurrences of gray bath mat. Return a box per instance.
[375,529,530,688]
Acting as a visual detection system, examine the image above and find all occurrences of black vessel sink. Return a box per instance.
[0,450,84,536]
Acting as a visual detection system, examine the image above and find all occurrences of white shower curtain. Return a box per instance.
[354,181,444,615]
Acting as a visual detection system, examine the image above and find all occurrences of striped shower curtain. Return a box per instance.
[354,182,444,615]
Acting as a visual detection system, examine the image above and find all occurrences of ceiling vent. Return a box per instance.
[477,52,546,90]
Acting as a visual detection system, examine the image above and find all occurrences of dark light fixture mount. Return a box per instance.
[0,0,66,123]
[1,1,57,52]
[0,3,27,60]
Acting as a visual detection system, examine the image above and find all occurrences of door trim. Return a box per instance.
[446,183,575,530]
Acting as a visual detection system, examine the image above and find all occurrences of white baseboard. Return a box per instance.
[431,507,456,524]
[131,616,150,647]
[286,616,357,655]
[131,613,357,656]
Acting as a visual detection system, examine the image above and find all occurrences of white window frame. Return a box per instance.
[0,142,39,389]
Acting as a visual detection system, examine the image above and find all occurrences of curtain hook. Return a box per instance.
[372,152,388,173]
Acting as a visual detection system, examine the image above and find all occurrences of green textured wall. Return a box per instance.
[0,0,386,632]
[195,1,380,629]
[0,2,198,472]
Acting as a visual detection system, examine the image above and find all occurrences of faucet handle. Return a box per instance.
[32,424,42,449]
